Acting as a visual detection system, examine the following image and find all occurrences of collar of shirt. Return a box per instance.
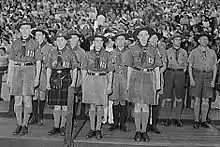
[40,41,47,49]
[137,42,148,51]
[20,36,31,44]
[115,47,127,53]
[57,45,67,55]
[93,48,104,56]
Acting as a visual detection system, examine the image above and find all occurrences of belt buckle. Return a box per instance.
[57,70,62,73]
[95,72,99,76]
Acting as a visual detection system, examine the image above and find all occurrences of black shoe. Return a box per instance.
[60,127,66,136]
[108,124,119,131]
[164,119,172,127]
[149,126,162,134]
[174,119,183,127]
[13,125,22,135]
[201,122,210,128]
[134,131,142,142]
[95,130,102,140]
[193,121,200,129]
[0,97,4,101]
[29,117,38,125]
[142,132,150,142]
[38,119,44,126]
[48,127,60,136]
[20,126,28,136]
[120,125,129,132]
[85,130,96,139]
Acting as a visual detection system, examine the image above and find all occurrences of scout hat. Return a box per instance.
[195,32,211,42]
[88,33,108,43]
[68,29,83,39]
[31,27,51,43]
[112,30,129,41]
[170,33,183,40]
[132,26,155,40]
[54,30,69,40]
[16,18,36,30]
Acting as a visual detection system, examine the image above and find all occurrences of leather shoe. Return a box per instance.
[85,130,95,139]
[193,121,200,129]
[142,132,150,142]
[164,119,172,127]
[174,119,183,127]
[95,130,102,140]
[201,122,210,128]
[120,125,129,132]
[134,131,142,142]
[149,126,162,134]
[108,124,119,131]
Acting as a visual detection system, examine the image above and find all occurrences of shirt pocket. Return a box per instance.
[147,54,155,65]
[133,51,141,64]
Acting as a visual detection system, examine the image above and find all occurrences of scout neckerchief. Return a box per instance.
[21,36,31,57]
[172,46,180,64]
[56,46,67,68]
[138,42,148,65]
[116,46,126,66]
[40,40,47,49]
[94,48,102,69]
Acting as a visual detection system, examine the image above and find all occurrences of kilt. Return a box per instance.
[82,74,108,107]
[109,73,128,101]
[36,68,47,91]
[128,69,157,105]
[191,69,213,99]
[10,65,35,96]
[48,69,72,106]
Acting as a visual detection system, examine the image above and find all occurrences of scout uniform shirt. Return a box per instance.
[40,41,54,70]
[82,48,114,73]
[188,47,217,72]
[110,47,128,77]
[9,37,41,62]
[125,43,162,69]
[163,47,188,70]
[47,46,78,70]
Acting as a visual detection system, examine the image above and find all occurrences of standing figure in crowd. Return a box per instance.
[8,19,41,135]
[47,30,78,136]
[162,33,188,127]
[82,33,113,140]
[29,27,54,126]
[147,32,165,134]
[188,32,217,129]
[125,27,162,142]
[108,31,129,132]
[68,29,85,126]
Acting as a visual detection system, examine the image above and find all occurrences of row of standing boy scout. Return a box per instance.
[8,19,217,143]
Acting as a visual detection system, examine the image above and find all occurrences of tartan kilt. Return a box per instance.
[48,69,72,106]
[128,70,157,105]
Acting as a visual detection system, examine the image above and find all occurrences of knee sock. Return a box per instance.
[53,109,61,128]
[89,109,96,130]
[165,100,172,119]
[14,105,22,126]
[134,112,141,132]
[119,105,127,127]
[175,100,183,119]
[61,110,67,128]
[23,106,32,126]
[201,99,209,122]
[152,105,158,127]
[113,105,119,126]
[141,112,149,132]
[194,98,200,122]
[96,107,103,131]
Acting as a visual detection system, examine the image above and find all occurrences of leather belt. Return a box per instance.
[14,62,34,66]
[167,68,183,72]
[193,69,212,73]
[87,72,106,76]
[133,67,153,72]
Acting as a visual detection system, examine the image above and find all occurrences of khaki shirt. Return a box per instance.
[163,47,188,69]
[40,42,54,70]
[125,43,162,69]
[110,47,129,77]
[188,47,217,71]
[9,37,41,62]
[47,46,78,70]
[82,49,114,72]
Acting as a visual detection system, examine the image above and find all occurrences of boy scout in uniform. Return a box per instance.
[108,31,129,132]
[162,33,188,127]
[46,30,78,136]
[125,27,162,142]
[8,19,42,135]
[82,33,113,140]
[68,29,85,126]
[147,32,165,134]
[29,27,54,126]
[188,32,217,129]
